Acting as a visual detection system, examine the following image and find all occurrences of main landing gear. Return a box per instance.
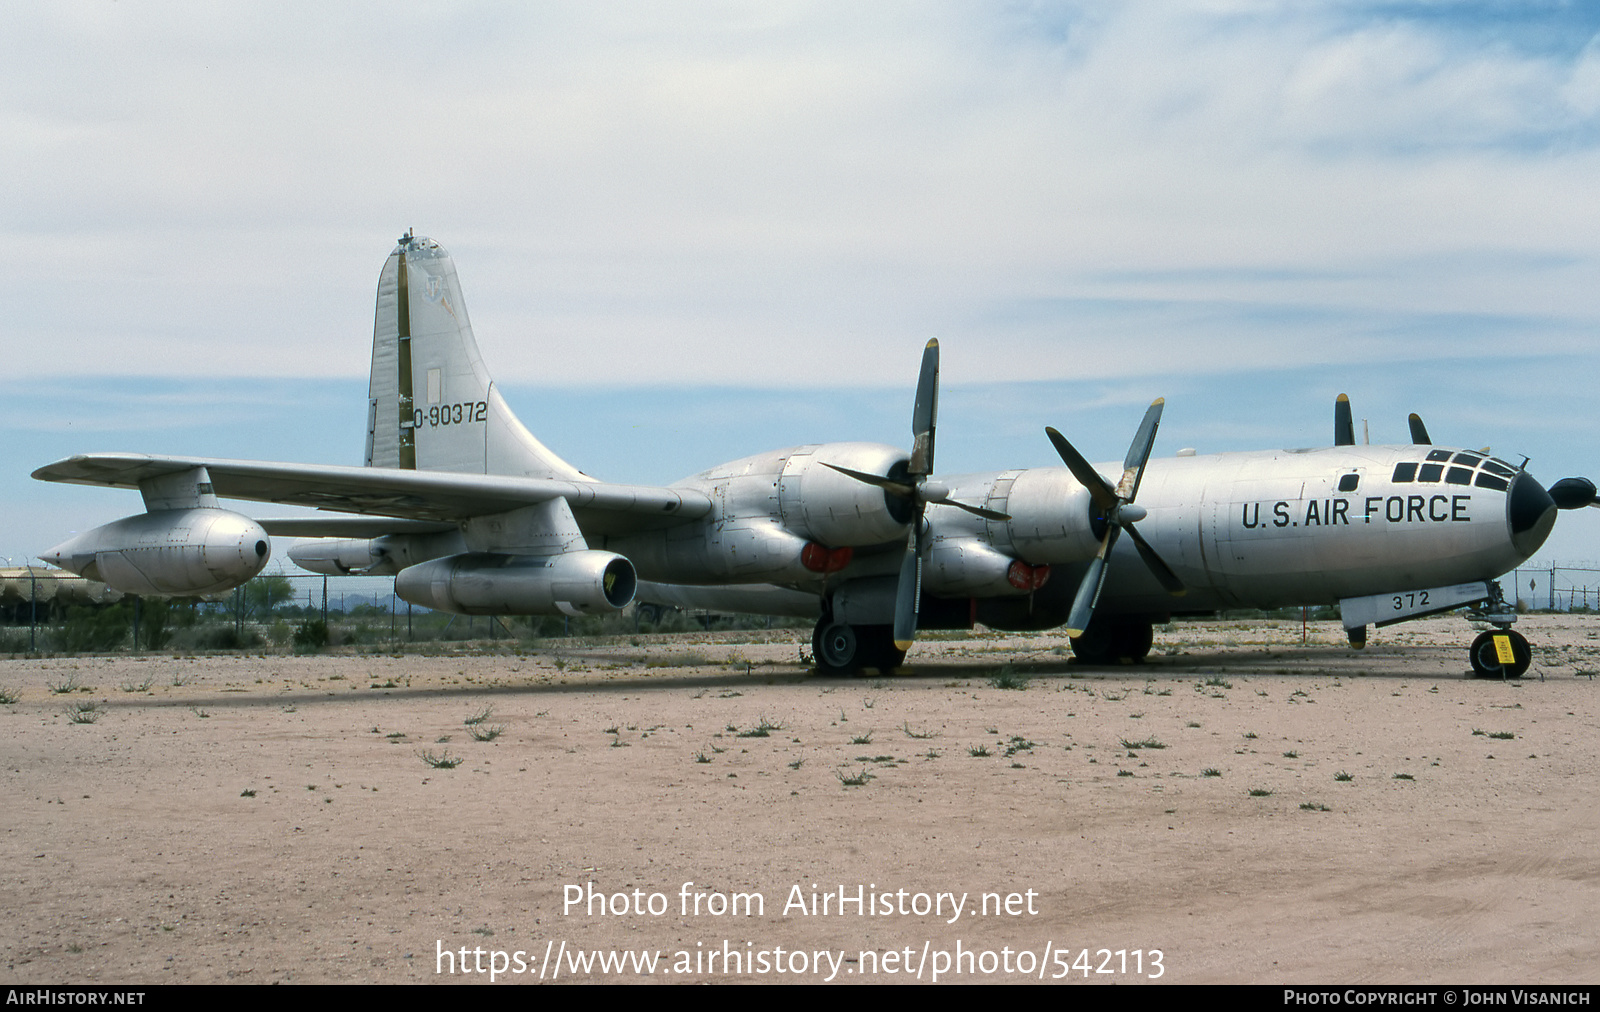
[812,618,906,677]
[1468,581,1531,679]
[1068,613,1154,666]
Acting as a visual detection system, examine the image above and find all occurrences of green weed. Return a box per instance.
[65,700,100,724]
[1119,737,1166,750]
[420,749,462,769]
[987,665,1030,690]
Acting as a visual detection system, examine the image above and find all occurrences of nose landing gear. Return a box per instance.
[1469,581,1531,679]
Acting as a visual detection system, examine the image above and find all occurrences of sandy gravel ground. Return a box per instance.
[3,614,1598,985]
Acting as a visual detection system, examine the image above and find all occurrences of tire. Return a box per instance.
[855,625,906,674]
[1070,615,1154,665]
[813,620,860,677]
[1470,629,1531,678]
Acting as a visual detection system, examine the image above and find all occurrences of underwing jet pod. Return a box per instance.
[33,233,1594,678]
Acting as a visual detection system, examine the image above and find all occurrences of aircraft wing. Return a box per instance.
[254,517,459,538]
[32,453,712,536]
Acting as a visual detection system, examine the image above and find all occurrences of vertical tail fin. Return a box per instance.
[365,232,588,481]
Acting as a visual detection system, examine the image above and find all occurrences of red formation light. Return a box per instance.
[801,542,854,574]
[1007,560,1051,590]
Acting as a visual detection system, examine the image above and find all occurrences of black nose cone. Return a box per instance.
[1509,470,1556,558]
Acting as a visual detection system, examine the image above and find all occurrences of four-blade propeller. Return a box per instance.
[824,339,1010,654]
[1045,399,1186,638]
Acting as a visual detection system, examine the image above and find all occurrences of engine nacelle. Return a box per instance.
[924,540,1047,597]
[395,551,637,616]
[289,538,384,576]
[777,442,913,547]
[41,508,271,597]
[999,468,1104,562]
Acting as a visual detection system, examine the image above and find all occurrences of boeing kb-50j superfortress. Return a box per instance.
[34,233,1600,677]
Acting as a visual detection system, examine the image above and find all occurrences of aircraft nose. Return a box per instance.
[1508,469,1557,558]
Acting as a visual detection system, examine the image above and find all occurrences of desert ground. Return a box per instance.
[3,614,1598,985]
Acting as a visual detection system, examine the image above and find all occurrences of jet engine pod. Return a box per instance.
[41,508,271,597]
[395,550,637,616]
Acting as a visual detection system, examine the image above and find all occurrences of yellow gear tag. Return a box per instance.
[1492,634,1517,665]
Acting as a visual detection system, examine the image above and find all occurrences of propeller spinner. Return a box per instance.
[1045,399,1185,638]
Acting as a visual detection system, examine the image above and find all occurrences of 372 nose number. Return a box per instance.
[1392,590,1430,611]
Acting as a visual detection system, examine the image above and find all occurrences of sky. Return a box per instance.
[4,1,1599,584]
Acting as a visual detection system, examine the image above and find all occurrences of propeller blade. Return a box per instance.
[1549,476,1599,510]
[1124,524,1186,596]
[1408,413,1431,445]
[1117,398,1164,501]
[1334,394,1355,446]
[1064,529,1118,637]
[823,462,915,497]
[892,527,922,650]
[932,498,1012,522]
[1045,427,1119,511]
[909,339,939,476]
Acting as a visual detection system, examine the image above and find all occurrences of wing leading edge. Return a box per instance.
[32,453,712,536]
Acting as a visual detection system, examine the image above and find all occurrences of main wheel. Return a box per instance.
[813,619,860,677]
[1070,615,1154,665]
[1470,629,1531,678]
[854,625,907,674]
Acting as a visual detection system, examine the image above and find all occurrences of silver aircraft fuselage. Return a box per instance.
[601,439,1555,623]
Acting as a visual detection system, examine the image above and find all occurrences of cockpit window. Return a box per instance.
[1394,453,1519,488]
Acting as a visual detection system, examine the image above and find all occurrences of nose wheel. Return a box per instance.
[1469,629,1531,679]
